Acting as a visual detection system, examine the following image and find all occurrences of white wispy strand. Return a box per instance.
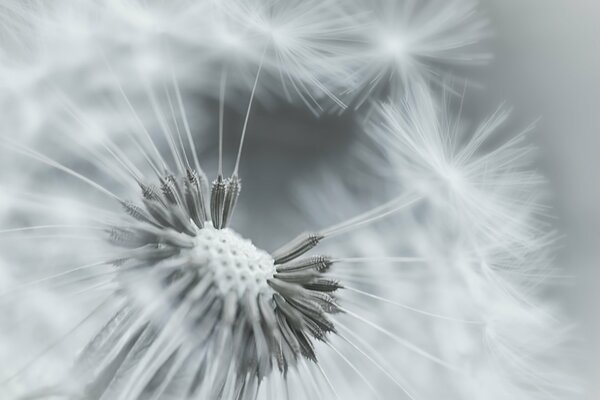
[366,84,548,254]
[205,0,355,111]
[0,256,110,396]
[285,79,578,398]
[0,0,207,150]
[0,0,361,163]
[350,83,579,399]
[340,0,490,108]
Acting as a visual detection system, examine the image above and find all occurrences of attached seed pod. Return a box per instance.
[276,255,333,273]
[160,175,180,205]
[210,175,226,229]
[140,183,162,202]
[120,200,153,225]
[221,175,241,229]
[184,168,207,229]
[272,232,324,264]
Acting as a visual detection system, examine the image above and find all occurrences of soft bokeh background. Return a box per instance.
[472,2,600,397]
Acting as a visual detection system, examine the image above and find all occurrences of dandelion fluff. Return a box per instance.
[0,1,580,399]
[0,76,430,398]
[341,0,490,108]
[342,83,578,399]
[1,84,579,399]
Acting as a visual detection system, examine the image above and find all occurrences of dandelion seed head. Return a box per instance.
[85,159,344,397]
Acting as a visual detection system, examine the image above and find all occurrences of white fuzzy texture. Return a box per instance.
[0,0,579,399]
[347,83,578,399]
[341,0,490,107]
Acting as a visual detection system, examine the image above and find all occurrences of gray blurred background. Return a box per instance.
[474,1,600,396]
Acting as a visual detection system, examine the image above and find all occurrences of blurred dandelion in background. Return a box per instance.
[0,0,592,399]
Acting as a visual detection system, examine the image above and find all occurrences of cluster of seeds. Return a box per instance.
[89,166,341,399]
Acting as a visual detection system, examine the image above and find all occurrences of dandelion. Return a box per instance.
[0,1,580,399]
[1,74,579,399]
[0,63,428,398]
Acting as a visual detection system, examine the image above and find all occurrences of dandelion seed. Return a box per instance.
[213,0,355,111]
[341,0,490,108]
[364,83,547,253]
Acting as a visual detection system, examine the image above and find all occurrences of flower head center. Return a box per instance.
[190,226,275,297]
